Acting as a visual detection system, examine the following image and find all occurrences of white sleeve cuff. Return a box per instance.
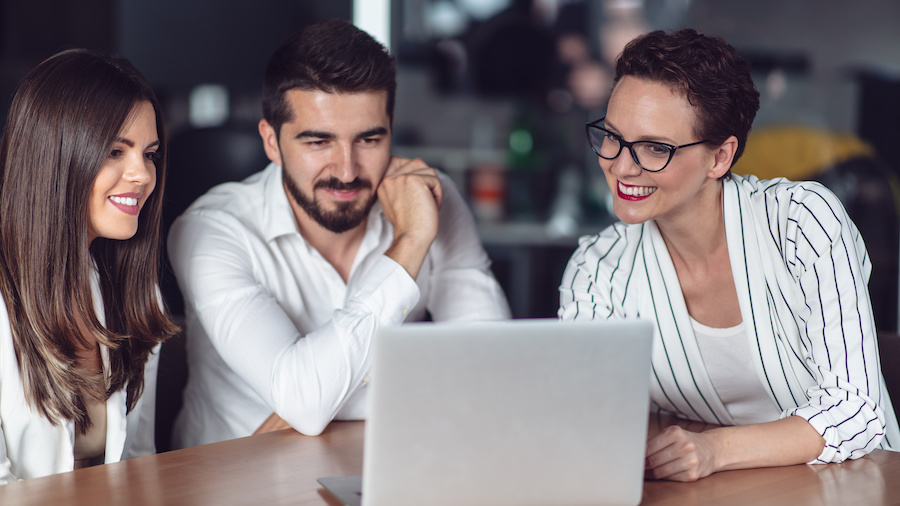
[348,255,421,326]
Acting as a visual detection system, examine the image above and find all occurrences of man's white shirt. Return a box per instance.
[169,163,510,448]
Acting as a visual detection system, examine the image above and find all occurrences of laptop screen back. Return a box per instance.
[362,318,654,506]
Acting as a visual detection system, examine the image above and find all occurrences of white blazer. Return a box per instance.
[0,277,159,484]
[560,175,900,463]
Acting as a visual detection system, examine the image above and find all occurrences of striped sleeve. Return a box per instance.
[558,223,641,322]
[777,182,887,463]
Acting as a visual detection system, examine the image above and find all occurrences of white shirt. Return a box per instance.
[691,318,782,425]
[169,163,510,447]
[0,273,159,484]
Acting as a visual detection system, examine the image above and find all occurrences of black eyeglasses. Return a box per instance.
[585,117,709,172]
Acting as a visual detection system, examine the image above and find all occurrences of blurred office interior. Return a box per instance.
[1,0,900,327]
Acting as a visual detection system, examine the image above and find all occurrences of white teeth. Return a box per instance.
[619,181,656,197]
[109,196,138,206]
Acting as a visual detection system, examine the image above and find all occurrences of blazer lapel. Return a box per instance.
[642,221,733,425]
[724,177,808,412]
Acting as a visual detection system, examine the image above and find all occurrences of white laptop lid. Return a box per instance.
[361,318,654,506]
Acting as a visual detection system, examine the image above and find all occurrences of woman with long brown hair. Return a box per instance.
[0,48,178,482]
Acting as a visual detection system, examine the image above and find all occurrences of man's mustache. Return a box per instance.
[314,178,372,191]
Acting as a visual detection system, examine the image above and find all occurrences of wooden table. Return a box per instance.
[1,417,898,505]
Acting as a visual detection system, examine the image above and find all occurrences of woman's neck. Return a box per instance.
[655,180,743,328]
[655,182,727,265]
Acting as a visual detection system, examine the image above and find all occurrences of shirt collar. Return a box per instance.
[261,163,302,242]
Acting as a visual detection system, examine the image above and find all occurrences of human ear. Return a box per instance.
[708,135,738,179]
[258,119,283,167]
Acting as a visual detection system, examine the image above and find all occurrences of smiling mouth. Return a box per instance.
[110,196,138,206]
[108,195,141,216]
[618,181,657,198]
[322,188,364,201]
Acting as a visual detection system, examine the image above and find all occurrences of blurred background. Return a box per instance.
[1,0,900,328]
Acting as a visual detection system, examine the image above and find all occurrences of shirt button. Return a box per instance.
[363,376,370,384]
[402,307,409,317]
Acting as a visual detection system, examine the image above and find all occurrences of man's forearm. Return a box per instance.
[384,235,433,280]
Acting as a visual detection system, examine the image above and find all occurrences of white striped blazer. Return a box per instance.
[559,174,899,463]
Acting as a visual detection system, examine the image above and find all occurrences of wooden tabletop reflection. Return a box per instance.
[0,416,897,505]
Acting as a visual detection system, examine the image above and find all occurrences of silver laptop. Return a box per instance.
[319,318,654,506]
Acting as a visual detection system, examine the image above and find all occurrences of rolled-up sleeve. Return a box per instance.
[783,186,887,463]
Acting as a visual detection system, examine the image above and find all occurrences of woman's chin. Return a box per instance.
[613,205,650,225]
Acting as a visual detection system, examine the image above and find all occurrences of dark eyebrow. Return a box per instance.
[294,127,388,141]
[601,120,676,144]
[357,127,388,139]
[602,122,628,140]
[114,138,160,149]
[296,130,335,140]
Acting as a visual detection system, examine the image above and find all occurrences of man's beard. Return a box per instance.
[284,171,375,234]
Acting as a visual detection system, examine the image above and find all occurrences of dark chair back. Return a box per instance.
[162,123,269,314]
[878,331,900,421]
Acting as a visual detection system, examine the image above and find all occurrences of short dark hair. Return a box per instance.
[262,19,397,136]
[614,29,760,166]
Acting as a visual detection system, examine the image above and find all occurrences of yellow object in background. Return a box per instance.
[733,125,874,180]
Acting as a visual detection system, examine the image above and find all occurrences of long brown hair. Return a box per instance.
[0,49,179,429]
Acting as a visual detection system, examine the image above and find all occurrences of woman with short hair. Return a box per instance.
[559,29,899,481]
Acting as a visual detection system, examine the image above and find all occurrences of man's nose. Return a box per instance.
[333,143,359,182]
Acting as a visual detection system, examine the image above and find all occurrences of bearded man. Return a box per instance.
[168,20,510,448]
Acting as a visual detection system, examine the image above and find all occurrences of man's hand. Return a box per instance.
[379,156,443,280]
[254,412,295,435]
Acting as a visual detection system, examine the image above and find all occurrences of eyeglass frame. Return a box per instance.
[585,117,709,172]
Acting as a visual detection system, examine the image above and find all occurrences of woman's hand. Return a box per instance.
[645,416,825,482]
[645,425,720,482]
